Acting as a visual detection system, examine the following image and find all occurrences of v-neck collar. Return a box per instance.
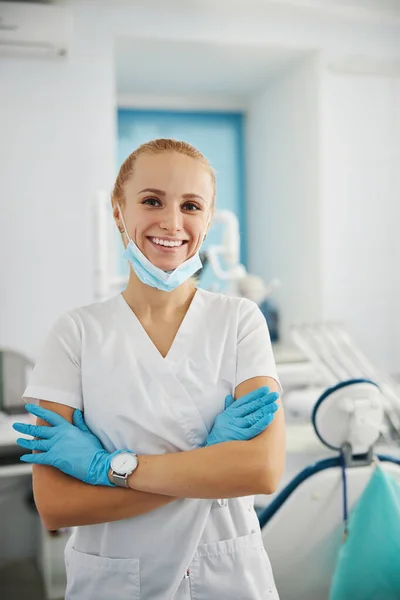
[116,288,204,364]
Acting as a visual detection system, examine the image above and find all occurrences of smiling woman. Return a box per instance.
[17,137,285,600]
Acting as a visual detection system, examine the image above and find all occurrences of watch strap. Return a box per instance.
[110,471,131,488]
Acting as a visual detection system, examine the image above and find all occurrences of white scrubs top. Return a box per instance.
[24,289,281,600]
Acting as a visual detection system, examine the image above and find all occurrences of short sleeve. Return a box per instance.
[235,298,282,392]
[22,312,83,410]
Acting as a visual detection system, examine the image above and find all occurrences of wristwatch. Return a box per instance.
[110,451,138,488]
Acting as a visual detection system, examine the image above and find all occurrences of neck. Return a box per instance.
[122,270,197,320]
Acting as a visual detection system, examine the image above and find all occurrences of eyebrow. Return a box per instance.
[138,188,205,202]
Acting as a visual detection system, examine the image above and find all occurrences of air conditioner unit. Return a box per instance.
[0,2,71,58]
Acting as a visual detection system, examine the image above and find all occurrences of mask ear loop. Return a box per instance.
[203,214,212,242]
[117,204,130,240]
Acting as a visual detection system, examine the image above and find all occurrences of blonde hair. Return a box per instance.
[111,138,216,206]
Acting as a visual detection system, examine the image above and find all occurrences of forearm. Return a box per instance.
[33,465,177,530]
[128,377,285,499]
[128,440,267,499]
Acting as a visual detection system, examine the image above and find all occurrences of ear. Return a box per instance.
[112,202,124,233]
[112,202,119,224]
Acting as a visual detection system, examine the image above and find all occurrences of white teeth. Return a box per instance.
[151,237,183,247]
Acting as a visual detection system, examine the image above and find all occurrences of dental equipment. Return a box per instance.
[259,378,400,600]
[291,322,400,443]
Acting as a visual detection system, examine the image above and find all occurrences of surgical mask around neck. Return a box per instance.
[118,205,205,293]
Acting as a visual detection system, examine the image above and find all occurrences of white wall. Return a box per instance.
[0,7,116,359]
[246,55,322,342]
[321,72,400,373]
[0,0,399,370]
[246,55,400,373]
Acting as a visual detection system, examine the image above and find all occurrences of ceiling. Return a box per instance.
[170,0,400,17]
[272,0,400,12]
[114,0,399,99]
[115,37,305,99]
[25,0,400,19]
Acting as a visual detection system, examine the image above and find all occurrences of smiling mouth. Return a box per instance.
[148,236,188,248]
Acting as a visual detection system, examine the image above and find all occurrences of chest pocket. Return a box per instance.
[65,538,140,600]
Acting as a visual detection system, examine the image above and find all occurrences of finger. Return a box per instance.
[247,412,276,436]
[13,422,55,439]
[20,452,48,465]
[243,402,279,428]
[224,395,235,410]
[73,410,89,432]
[16,437,51,452]
[24,403,67,427]
[234,392,280,418]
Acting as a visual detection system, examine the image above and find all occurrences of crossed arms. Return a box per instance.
[32,376,285,530]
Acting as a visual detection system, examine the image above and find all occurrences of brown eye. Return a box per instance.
[142,197,161,206]
[183,202,200,212]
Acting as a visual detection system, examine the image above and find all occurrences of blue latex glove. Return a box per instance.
[205,386,280,446]
[13,404,123,486]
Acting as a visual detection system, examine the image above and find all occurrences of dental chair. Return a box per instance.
[259,378,400,600]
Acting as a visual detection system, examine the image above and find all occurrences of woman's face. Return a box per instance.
[116,151,214,271]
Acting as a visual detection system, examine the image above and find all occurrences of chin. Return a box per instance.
[155,259,182,272]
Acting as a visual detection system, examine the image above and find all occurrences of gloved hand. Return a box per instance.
[205,386,279,446]
[13,404,123,486]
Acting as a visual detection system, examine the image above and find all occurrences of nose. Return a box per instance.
[159,204,183,234]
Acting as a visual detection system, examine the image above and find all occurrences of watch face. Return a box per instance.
[111,452,138,475]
